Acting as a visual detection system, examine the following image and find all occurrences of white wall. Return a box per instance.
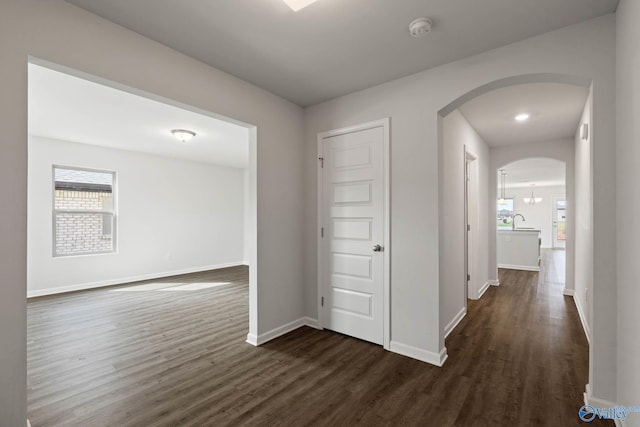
[505,185,566,249]
[574,91,593,346]
[243,168,250,264]
[441,110,490,336]
[616,1,640,423]
[0,1,306,424]
[573,86,618,405]
[304,14,615,396]
[27,136,245,295]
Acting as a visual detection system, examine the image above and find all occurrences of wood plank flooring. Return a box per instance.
[28,253,611,426]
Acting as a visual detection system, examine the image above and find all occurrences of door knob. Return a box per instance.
[373,244,384,252]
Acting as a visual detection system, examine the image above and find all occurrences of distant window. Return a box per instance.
[53,166,116,257]
[556,199,567,241]
[497,198,514,230]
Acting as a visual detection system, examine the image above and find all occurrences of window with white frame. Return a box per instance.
[53,166,116,257]
[497,198,514,230]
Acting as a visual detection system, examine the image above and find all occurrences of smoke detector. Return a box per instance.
[409,18,433,38]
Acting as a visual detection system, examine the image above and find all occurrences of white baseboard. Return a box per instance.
[389,341,448,367]
[615,418,626,427]
[469,280,498,301]
[563,288,575,296]
[478,280,492,298]
[245,333,259,346]
[584,384,621,421]
[303,317,321,329]
[445,307,466,338]
[573,294,590,344]
[27,262,245,298]
[251,318,451,368]
[498,264,540,272]
[246,317,319,346]
[584,398,629,427]
[584,384,617,408]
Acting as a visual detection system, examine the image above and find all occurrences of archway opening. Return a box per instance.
[437,73,591,352]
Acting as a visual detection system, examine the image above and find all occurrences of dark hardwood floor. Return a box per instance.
[28,253,610,426]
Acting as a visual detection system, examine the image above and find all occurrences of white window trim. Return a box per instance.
[52,165,118,258]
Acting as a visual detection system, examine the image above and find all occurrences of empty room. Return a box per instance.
[26,63,253,425]
[2,1,639,426]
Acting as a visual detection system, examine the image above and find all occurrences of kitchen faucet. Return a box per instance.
[512,214,525,230]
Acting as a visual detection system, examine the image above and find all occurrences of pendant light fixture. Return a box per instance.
[498,170,508,206]
[523,184,543,205]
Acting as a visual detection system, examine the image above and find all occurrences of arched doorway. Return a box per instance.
[438,75,588,330]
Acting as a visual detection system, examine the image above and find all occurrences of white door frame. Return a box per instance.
[317,118,391,350]
[464,147,479,300]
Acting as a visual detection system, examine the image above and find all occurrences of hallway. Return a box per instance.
[446,248,604,425]
[27,251,609,426]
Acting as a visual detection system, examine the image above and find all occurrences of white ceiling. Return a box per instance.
[65,0,618,107]
[459,83,589,147]
[500,158,565,189]
[28,63,249,168]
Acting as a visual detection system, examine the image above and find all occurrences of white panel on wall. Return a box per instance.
[333,182,372,204]
[332,253,372,278]
[332,219,372,240]
[333,146,371,169]
[332,288,372,317]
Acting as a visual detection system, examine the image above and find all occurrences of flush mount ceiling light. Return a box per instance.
[282,0,321,11]
[514,113,530,122]
[409,18,433,38]
[171,129,196,143]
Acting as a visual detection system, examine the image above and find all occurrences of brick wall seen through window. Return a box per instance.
[53,167,116,257]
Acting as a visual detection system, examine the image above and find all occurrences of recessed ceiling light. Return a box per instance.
[282,0,321,11]
[171,129,196,143]
[515,113,530,122]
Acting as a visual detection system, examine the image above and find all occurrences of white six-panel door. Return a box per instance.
[319,121,388,345]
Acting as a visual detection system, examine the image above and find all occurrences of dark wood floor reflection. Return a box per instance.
[28,253,610,426]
